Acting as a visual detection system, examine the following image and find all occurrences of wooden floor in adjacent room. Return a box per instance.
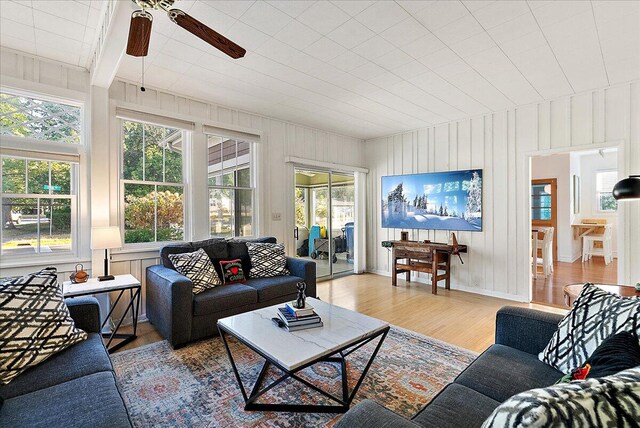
[531,257,618,307]
[114,273,565,354]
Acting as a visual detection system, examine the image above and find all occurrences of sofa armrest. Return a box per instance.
[146,265,194,348]
[286,256,317,298]
[65,297,101,333]
[335,400,421,428]
[495,306,564,355]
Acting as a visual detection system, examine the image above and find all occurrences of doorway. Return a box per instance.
[529,148,619,307]
[294,168,355,279]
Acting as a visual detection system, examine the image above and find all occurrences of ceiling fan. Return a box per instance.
[126,0,246,59]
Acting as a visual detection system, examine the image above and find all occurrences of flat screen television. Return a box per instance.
[381,169,483,231]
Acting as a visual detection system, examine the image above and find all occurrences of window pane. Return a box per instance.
[2,197,38,255]
[237,189,252,237]
[210,188,233,238]
[27,160,49,194]
[124,183,155,244]
[1,157,26,193]
[143,123,166,183]
[122,121,144,180]
[157,185,184,242]
[237,167,251,188]
[295,187,306,227]
[164,146,182,183]
[51,161,71,194]
[598,193,617,212]
[40,198,71,253]
[221,139,237,186]
[0,92,81,144]
[532,208,551,220]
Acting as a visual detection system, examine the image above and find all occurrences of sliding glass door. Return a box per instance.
[294,168,355,279]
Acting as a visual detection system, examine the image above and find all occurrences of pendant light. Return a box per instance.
[612,175,640,200]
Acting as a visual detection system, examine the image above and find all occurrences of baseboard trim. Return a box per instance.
[366,270,528,302]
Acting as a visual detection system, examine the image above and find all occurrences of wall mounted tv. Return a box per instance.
[382,169,483,232]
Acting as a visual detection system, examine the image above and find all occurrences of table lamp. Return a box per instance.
[91,226,122,281]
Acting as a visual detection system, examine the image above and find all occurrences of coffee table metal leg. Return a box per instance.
[218,325,390,413]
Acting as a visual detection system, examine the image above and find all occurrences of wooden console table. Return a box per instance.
[390,240,467,294]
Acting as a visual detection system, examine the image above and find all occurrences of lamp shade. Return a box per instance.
[612,175,640,200]
[91,226,122,250]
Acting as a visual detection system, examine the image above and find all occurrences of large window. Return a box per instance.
[207,136,254,237]
[121,120,185,244]
[596,170,618,212]
[1,91,81,258]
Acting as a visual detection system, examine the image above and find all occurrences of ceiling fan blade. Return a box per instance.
[168,9,246,59]
[126,10,153,57]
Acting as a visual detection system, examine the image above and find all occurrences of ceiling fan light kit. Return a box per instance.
[126,0,246,60]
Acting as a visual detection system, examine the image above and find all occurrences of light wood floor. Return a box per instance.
[532,258,618,307]
[113,273,565,354]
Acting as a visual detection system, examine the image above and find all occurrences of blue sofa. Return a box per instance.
[335,307,565,428]
[146,237,316,348]
[0,297,132,428]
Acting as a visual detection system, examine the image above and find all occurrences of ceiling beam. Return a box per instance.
[90,0,134,88]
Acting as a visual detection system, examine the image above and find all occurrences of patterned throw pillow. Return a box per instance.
[539,283,640,373]
[0,267,88,385]
[482,367,640,428]
[246,242,289,278]
[219,259,246,284]
[168,248,221,294]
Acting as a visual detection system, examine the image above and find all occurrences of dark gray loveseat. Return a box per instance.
[146,237,316,348]
[336,306,565,428]
[0,297,131,428]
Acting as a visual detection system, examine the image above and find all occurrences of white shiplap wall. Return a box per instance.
[365,82,640,302]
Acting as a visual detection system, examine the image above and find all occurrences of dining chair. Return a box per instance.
[582,224,613,264]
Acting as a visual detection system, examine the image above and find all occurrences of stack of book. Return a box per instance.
[276,301,323,332]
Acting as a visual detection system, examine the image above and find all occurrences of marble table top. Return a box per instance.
[62,274,140,297]
[217,297,389,371]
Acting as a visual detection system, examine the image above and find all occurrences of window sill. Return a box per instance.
[0,255,90,271]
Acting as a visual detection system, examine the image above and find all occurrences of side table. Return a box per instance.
[563,283,640,307]
[63,274,141,353]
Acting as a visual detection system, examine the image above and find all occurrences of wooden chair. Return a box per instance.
[582,224,613,265]
[532,227,554,278]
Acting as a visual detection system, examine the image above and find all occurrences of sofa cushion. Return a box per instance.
[219,259,246,284]
[193,283,258,316]
[0,371,131,428]
[0,333,111,400]
[227,237,277,275]
[247,243,290,278]
[245,276,303,303]
[454,344,562,403]
[169,248,221,294]
[412,384,500,428]
[160,243,193,269]
[190,238,228,262]
[1,267,88,385]
[481,366,640,428]
[539,283,640,373]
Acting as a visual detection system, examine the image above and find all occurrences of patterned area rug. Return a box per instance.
[111,327,477,427]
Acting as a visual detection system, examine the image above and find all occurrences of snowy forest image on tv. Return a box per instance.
[382,169,483,231]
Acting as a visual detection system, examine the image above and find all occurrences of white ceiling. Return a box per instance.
[0,0,105,68]
[1,1,639,139]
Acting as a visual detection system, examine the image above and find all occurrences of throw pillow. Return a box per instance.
[539,283,640,373]
[0,267,88,385]
[246,242,289,278]
[219,259,246,284]
[557,331,640,383]
[482,366,640,428]
[168,248,221,294]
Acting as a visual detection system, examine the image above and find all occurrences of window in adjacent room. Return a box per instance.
[0,91,81,258]
[207,135,254,238]
[596,170,618,212]
[121,120,185,244]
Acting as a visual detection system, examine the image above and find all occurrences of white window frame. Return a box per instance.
[118,119,188,248]
[595,169,618,213]
[206,135,256,238]
[0,88,83,264]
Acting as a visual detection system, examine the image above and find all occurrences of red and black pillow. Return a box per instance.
[219,259,246,284]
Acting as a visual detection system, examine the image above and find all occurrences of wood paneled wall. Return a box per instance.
[365,82,640,302]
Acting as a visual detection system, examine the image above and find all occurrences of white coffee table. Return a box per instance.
[217,297,390,413]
